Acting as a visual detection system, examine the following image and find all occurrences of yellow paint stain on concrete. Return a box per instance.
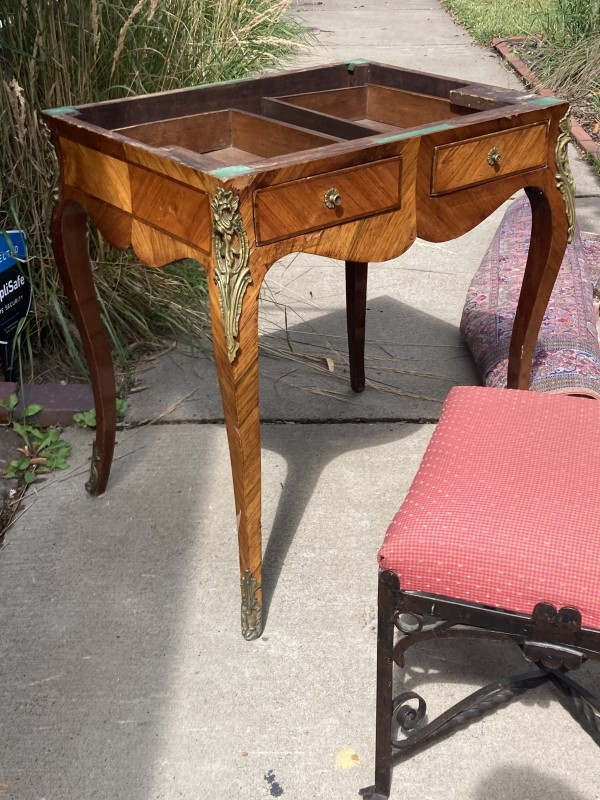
[335,748,360,769]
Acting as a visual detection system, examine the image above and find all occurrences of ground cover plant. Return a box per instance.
[0,394,71,485]
[0,0,307,383]
[442,0,552,45]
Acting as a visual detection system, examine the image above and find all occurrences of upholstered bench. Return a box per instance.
[361,385,600,799]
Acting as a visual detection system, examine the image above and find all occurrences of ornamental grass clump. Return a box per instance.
[0,0,306,381]
[440,0,599,174]
[530,0,600,98]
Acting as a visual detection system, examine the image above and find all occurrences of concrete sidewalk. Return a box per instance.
[1,2,599,799]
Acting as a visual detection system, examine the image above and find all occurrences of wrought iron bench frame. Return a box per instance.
[361,569,600,799]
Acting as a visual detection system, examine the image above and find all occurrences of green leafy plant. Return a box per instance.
[73,398,128,429]
[0,393,20,427]
[0,395,71,485]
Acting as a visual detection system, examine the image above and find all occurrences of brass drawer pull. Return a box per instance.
[487,147,501,167]
[324,187,342,209]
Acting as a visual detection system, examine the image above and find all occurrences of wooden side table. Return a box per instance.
[43,61,574,639]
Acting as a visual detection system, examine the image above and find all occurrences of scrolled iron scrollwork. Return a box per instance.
[392,618,505,668]
[555,111,576,244]
[392,691,427,736]
[390,670,548,756]
[394,612,423,634]
[532,601,582,634]
[211,187,252,363]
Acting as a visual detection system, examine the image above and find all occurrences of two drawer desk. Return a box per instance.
[44,61,574,639]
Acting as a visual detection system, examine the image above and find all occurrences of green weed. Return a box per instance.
[0,394,71,485]
[73,398,128,429]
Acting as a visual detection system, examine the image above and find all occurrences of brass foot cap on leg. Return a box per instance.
[242,613,264,641]
[241,570,263,640]
[85,441,101,495]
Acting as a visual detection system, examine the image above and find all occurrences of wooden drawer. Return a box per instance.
[431,122,548,196]
[254,156,402,244]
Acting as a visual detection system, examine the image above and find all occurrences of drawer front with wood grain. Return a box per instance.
[431,122,549,196]
[254,156,402,244]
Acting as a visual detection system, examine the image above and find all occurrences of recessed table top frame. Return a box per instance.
[43,60,574,639]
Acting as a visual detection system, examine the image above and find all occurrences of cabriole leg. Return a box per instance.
[508,120,573,389]
[50,198,116,495]
[207,192,264,639]
[209,276,263,639]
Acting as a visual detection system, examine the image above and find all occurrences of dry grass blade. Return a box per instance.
[259,338,446,404]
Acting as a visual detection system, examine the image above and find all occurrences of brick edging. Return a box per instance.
[0,382,94,426]
[493,36,600,159]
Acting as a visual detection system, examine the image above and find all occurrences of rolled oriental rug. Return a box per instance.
[460,194,600,399]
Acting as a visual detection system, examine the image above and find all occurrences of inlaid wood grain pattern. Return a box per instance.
[61,138,132,211]
[202,190,266,627]
[253,156,403,243]
[129,168,211,252]
[61,187,207,268]
[416,103,567,242]
[207,273,264,583]
[129,220,206,268]
[60,138,213,255]
[121,141,217,190]
[60,188,134,252]
[247,135,419,264]
[431,121,548,194]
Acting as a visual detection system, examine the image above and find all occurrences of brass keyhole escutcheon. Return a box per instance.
[487,147,501,167]
[324,187,342,209]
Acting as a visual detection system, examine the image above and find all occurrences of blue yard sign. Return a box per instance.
[0,230,31,380]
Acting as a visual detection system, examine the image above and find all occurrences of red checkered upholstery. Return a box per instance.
[378,386,600,630]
